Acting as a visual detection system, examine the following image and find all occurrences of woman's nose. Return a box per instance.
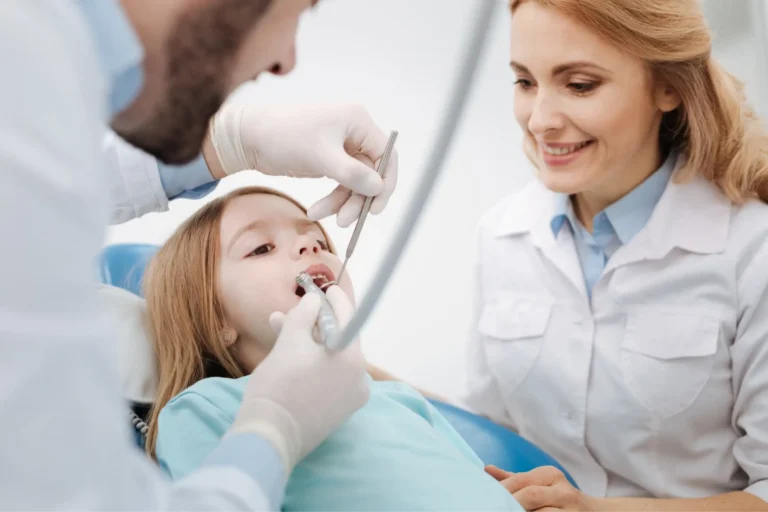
[528,91,564,136]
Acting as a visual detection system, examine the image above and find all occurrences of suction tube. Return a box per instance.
[331,0,498,351]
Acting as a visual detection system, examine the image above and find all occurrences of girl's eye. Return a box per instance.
[318,240,329,251]
[249,243,274,257]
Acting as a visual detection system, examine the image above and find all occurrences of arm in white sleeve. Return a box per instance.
[104,132,218,224]
[731,238,768,503]
[461,221,516,429]
[0,2,281,509]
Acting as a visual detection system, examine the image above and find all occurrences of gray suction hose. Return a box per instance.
[333,0,498,350]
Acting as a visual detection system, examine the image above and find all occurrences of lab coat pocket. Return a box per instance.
[477,297,551,396]
[620,307,720,419]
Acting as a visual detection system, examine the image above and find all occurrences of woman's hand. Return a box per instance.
[486,465,599,512]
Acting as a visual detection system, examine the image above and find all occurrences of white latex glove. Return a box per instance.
[209,103,398,227]
[228,286,369,473]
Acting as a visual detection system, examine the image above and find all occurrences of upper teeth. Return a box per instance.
[542,141,590,156]
[311,274,329,282]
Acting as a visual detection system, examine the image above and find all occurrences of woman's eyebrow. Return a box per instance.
[510,60,609,76]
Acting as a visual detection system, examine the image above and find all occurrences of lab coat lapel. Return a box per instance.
[532,218,590,300]
[495,182,588,299]
[604,162,731,275]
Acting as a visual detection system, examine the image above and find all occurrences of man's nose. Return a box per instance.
[268,44,296,76]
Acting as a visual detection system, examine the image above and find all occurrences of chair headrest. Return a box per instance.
[99,284,157,404]
[99,243,161,404]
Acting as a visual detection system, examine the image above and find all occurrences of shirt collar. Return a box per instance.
[550,151,676,243]
[77,0,144,116]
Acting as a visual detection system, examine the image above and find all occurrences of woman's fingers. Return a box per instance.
[513,485,561,511]
[485,465,514,482]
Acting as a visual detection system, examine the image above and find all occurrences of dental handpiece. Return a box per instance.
[296,272,339,348]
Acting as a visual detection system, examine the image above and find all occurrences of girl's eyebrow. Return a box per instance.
[227,220,268,252]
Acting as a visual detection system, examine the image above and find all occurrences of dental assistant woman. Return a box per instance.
[466,1,768,511]
[0,1,398,510]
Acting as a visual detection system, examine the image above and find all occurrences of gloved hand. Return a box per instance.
[208,103,398,227]
[228,286,369,473]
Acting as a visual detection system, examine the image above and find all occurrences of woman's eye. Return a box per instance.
[318,240,329,251]
[568,82,597,94]
[249,243,273,257]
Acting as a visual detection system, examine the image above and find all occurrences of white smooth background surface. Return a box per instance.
[107,0,767,402]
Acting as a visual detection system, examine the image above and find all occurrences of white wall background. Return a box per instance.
[701,0,768,119]
[108,0,768,403]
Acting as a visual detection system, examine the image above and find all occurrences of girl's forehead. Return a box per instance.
[223,193,307,226]
[219,193,325,248]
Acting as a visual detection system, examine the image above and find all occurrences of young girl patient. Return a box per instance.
[143,186,522,511]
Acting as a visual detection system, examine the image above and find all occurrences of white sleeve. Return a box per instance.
[731,238,768,503]
[0,2,272,510]
[103,130,170,224]
[460,222,516,429]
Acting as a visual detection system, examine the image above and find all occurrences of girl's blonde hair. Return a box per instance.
[511,0,768,203]
[142,186,336,458]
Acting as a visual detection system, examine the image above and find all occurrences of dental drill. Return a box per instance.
[296,271,339,348]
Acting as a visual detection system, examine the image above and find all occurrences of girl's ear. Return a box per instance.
[221,326,239,347]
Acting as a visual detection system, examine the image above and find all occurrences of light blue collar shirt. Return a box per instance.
[550,152,676,299]
[77,0,216,200]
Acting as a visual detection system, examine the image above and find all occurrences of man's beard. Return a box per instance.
[117,0,273,164]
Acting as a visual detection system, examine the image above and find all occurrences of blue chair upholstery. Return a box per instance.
[100,243,159,297]
[101,243,578,486]
[429,400,578,487]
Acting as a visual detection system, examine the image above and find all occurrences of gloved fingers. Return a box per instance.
[280,293,322,340]
[343,105,392,172]
[336,193,365,228]
[268,311,286,334]
[306,185,350,222]
[368,148,398,215]
[324,285,355,327]
[323,150,383,198]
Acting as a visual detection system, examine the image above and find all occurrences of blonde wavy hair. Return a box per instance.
[511,0,768,203]
[141,186,336,458]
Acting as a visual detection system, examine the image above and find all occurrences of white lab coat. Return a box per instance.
[0,2,269,509]
[104,130,174,224]
[465,158,768,501]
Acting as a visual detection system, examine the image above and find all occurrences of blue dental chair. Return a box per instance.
[101,243,577,487]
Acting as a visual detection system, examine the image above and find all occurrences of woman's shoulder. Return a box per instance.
[728,196,768,243]
[476,180,550,235]
[726,198,768,273]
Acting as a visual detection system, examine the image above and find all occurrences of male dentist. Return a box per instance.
[0,0,397,510]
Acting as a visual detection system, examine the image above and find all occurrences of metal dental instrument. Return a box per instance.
[328,0,496,353]
[296,272,338,346]
[336,130,399,285]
